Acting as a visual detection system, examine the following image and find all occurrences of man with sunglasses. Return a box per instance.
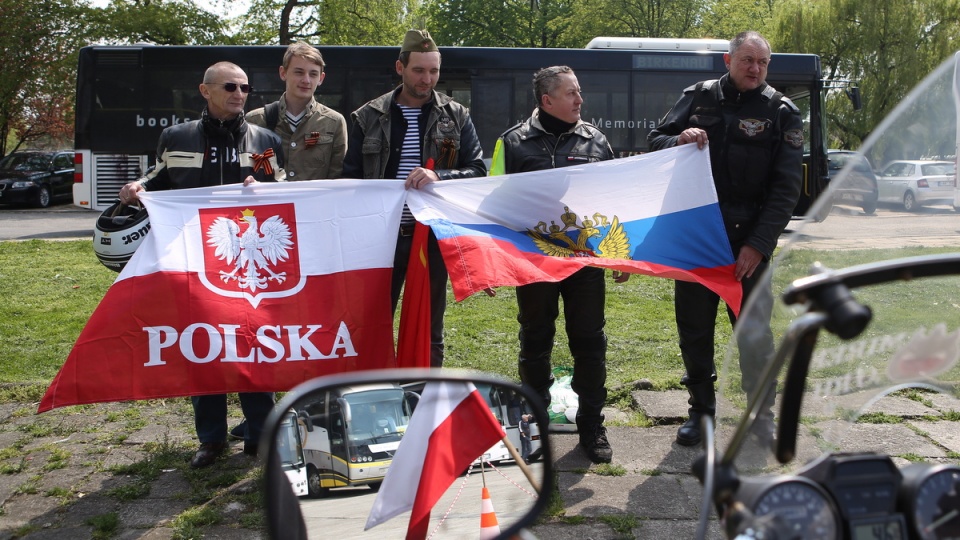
[119,61,284,197]
[118,61,285,469]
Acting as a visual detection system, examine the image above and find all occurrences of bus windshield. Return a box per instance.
[342,388,407,460]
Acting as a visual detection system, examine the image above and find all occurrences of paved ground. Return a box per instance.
[0,205,100,241]
[2,387,958,539]
[2,205,959,538]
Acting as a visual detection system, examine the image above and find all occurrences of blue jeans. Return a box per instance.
[192,392,274,445]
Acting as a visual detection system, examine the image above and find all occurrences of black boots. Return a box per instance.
[577,417,613,463]
[676,381,715,447]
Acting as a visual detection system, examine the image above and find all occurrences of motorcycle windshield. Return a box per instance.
[718,52,960,471]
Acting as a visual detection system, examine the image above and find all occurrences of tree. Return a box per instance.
[0,0,87,155]
[774,0,960,154]
[233,0,411,45]
[425,0,578,48]
[563,0,708,47]
[700,0,777,40]
[83,0,233,45]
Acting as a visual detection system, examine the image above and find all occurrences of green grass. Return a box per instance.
[0,240,116,384]
[599,513,639,535]
[0,239,700,392]
[3,239,960,403]
[593,463,627,476]
[86,512,119,540]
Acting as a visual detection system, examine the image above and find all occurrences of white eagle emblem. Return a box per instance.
[206,209,294,292]
[738,118,770,137]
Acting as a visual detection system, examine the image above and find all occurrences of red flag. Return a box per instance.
[396,223,431,368]
[396,158,436,368]
[38,181,405,412]
[364,381,506,539]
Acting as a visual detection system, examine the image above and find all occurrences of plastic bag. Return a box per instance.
[548,366,579,424]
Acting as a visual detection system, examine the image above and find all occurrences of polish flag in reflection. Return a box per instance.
[365,381,506,539]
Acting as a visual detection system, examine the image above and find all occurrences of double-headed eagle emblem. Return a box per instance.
[206,209,294,292]
[526,206,630,259]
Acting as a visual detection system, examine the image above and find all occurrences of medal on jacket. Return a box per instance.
[305,131,321,147]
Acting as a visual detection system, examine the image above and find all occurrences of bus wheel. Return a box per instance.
[306,466,328,498]
[368,481,382,492]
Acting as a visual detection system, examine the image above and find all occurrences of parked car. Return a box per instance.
[877,159,956,211]
[0,150,74,208]
[826,149,879,214]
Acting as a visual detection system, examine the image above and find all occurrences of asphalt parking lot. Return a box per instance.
[2,201,958,247]
[0,204,100,241]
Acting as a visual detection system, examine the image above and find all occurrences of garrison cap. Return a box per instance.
[401,29,438,53]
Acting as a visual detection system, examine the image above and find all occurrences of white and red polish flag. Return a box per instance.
[38,180,406,413]
[365,381,506,539]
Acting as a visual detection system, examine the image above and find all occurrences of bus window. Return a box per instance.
[278,413,305,468]
[471,77,515,157]
[582,71,629,152]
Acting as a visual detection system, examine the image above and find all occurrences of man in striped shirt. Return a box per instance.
[342,29,486,367]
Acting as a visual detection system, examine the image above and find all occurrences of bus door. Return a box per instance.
[277,409,308,497]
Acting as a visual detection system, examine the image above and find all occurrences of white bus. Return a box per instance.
[278,383,416,498]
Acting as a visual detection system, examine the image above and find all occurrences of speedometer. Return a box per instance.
[739,476,841,539]
[899,463,960,540]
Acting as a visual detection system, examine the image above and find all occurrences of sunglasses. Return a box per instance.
[211,82,253,94]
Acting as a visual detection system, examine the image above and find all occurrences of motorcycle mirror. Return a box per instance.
[260,368,553,540]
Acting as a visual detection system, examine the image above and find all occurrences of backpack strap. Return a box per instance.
[264,101,281,131]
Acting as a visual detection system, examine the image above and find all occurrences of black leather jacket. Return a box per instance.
[342,87,485,180]
[492,109,614,175]
[647,75,803,258]
[139,110,285,191]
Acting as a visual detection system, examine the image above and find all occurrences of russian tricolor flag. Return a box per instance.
[405,144,742,314]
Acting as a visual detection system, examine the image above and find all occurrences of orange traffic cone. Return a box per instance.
[480,486,501,539]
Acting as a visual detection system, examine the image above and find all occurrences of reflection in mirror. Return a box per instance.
[263,370,552,540]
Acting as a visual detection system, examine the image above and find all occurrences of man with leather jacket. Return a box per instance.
[489,65,625,464]
[118,61,285,469]
[342,29,486,368]
[646,31,804,447]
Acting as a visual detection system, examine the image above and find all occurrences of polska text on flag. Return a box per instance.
[38,180,405,412]
[404,144,743,314]
[365,381,506,539]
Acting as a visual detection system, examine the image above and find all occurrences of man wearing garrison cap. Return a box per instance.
[342,30,486,368]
